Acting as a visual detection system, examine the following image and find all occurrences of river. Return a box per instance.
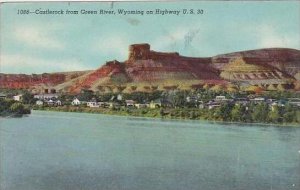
[0,111,299,190]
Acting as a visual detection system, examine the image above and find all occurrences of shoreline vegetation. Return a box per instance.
[1,89,300,126]
[32,104,300,127]
[0,99,31,117]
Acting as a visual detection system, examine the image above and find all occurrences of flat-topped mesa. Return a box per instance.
[127,43,211,64]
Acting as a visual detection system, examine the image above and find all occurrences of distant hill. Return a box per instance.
[1,44,299,94]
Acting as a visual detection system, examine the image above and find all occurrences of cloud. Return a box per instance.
[92,35,130,61]
[0,53,89,74]
[257,25,299,49]
[13,24,65,50]
[152,27,187,51]
[152,26,202,54]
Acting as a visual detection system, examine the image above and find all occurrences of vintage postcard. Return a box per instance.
[0,1,299,190]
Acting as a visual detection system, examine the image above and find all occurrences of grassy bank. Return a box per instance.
[32,105,300,126]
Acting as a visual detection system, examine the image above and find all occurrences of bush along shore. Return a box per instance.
[0,99,31,117]
[33,103,300,126]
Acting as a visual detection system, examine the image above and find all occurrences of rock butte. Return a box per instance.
[1,43,299,94]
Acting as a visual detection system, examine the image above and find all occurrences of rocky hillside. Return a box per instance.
[0,71,90,93]
[212,48,300,77]
[1,44,299,93]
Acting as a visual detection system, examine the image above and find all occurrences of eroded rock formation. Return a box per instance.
[1,43,299,93]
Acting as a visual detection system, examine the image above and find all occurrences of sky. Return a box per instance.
[1,1,300,74]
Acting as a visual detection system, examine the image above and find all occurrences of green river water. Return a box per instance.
[0,111,299,190]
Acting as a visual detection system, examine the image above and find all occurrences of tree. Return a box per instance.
[78,89,94,101]
[268,105,280,123]
[282,104,296,123]
[231,104,243,122]
[216,102,234,121]
[251,103,269,123]
[22,91,34,104]
[9,102,30,114]
[283,111,296,123]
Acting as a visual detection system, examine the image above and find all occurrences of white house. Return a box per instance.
[72,98,81,106]
[36,100,44,106]
[207,102,221,109]
[87,101,100,108]
[186,96,197,103]
[250,97,265,103]
[288,98,300,107]
[13,94,23,101]
[125,100,135,107]
[150,99,162,109]
[254,97,265,101]
[0,93,7,99]
[34,93,59,100]
[117,94,123,101]
[56,100,62,106]
[215,96,227,102]
[47,99,54,105]
[134,103,149,109]
[46,99,62,106]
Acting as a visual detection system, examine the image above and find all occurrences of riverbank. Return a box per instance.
[32,105,300,127]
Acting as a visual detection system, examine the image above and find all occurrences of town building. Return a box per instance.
[87,101,101,108]
[207,101,221,109]
[288,98,300,107]
[71,98,86,106]
[34,93,59,100]
[134,103,149,109]
[125,100,135,107]
[215,96,227,102]
[13,94,23,101]
[36,100,44,106]
[150,99,162,109]
[0,93,7,99]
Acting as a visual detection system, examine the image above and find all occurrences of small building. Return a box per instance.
[254,97,265,101]
[71,98,84,106]
[0,93,7,99]
[135,103,149,109]
[46,99,61,106]
[250,97,265,103]
[207,102,221,109]
[56,100,62,106]
[186,96,198,103]
[34,93,59,100]
[288,98,300,107]
[13,94,23,101]
[36,100,44,106]
[109,102,121,109]
[47,99,55,106]
[125,100,135,107]
[87,101,100,108]
[215,96,227,102]
[150,99,162,109]
[117,94,123,101]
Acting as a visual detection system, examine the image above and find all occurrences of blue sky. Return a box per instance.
[1,1,299,74]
